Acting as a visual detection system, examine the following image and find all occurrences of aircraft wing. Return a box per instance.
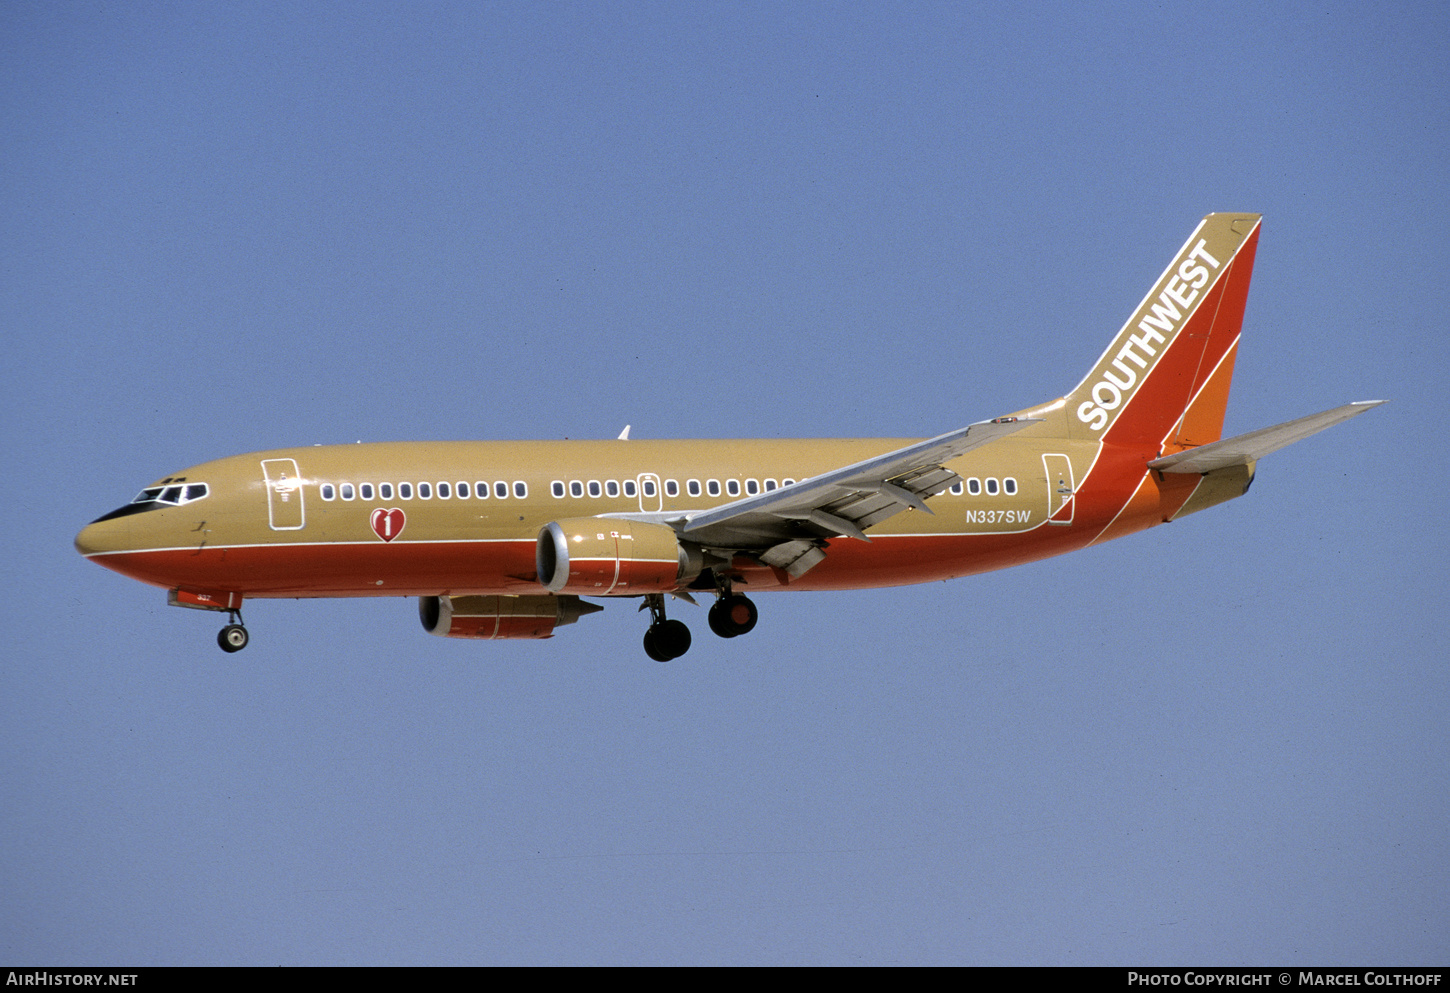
[1148,401,1385,474]
[667,418,1039,575]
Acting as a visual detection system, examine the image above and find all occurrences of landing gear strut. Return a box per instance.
[642,594,691,662]
[217,610,249,653]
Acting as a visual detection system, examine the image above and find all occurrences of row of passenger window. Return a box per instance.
[319,474,1019,504]
[549,476,1017,499]
[320,480,528,502]
[549,476,802,500]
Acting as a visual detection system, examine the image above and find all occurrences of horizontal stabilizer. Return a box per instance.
[1148,401,1385,474]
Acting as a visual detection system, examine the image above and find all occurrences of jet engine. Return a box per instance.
[536,518,702,595]
[419,594,602,640]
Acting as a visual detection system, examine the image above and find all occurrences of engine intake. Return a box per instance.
[537,518,702,595]
[419,594,602,640]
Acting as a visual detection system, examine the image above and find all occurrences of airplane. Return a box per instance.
[75,213,1382,660]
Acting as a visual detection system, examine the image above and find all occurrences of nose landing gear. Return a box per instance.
[217,610,249,653]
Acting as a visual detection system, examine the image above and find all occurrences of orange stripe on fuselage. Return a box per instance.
[86,540,544,598]
[1087,466,1201,546]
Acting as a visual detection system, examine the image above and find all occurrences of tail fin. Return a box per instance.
[1066,213,1261,450]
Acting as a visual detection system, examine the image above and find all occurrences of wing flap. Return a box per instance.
[1148,401,1385,474]
[680,417,1038,547]
[759,540,827,578]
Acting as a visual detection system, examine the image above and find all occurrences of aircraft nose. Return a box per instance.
[75,520,103,557]
[75,517,128,558]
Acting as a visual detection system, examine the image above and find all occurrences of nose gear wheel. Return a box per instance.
[217,610,249,653]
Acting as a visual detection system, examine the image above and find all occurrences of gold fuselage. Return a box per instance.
[75,429,1244,602]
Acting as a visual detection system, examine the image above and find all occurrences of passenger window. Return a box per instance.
[418,482,432,499]
[764,479,777,491]
[570,480,583,498]
[495,482,508,499]
[726,480,740,497]
[607,480,620,498]
[399,483,413,499]
[321,484,336,501]
[687,479,701,497]
[1004,478,1017,495]
[437,482,450,499]
[707,479,721,497]
[949,481,964,496]
[341,483,355,501]
[746,479,759,495]
[552,481,566,498]
[642,478,656,498]
[360,483,375,500]
[967,478,981,495]
[455,482,469,499]
[985,478,999,495]
[623,480,637,498]
[665,479,678,497]
[514,481,527,498]
[588,480,601,498]
[380,483,394,500]
[782,478,795,487]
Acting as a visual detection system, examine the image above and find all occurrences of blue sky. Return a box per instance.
[3,1,1446,965]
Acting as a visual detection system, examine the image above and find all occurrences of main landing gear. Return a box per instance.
[640,577,759,661]
[217,610,249,653]
[708,593,758,639]
[707,570,757,640]
[642,594,691,662]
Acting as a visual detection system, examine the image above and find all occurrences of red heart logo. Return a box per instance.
[370,508,406,542]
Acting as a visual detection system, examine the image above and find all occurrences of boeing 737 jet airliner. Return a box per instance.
[76,213,1381,660]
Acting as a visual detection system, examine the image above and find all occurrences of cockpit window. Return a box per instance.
[92,481,211,523]
[132,483,209,507]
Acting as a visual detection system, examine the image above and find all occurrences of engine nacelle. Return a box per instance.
[536,518,702,595]
[419,594,602,640]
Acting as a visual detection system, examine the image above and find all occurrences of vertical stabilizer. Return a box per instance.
[1066,213,1261,450]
